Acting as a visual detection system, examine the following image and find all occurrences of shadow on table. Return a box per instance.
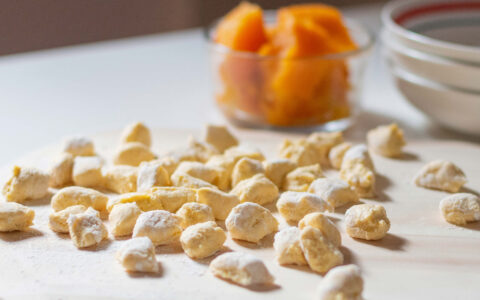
[128,262,164,278]
[352,233,408,251]
[0,228,43,242]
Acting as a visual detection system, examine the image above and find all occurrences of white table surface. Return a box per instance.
[0,3,478,167]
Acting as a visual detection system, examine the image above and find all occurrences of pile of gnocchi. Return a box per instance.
[1,122,478,300]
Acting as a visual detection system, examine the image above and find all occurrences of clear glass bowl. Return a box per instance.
[205,14,374,131]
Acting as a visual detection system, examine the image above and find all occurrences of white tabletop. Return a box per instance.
[0,3,477,167]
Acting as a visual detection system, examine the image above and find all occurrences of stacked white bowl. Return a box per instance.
[381,0,480,136]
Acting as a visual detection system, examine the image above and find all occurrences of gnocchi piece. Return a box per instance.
[116,237,159,273]
[316,264,364,300]
[196,187,240,220]
[0,202,35,232]
[2,166,50,203]
[307,131,344,166]
[345,204,390,240]
[68,207,108,248]
[210,252,274,286]
[263,159,297,188]
[63,136,95,157]
[72,156,104,188]
[137,161,170,192]
[180,221,226,259]
[171,172,217,189]
[225,202,278,243]
[278,138,320,167]
[273,227,307,266]
[300,226,343,273]
[103,165,138,194]
[173,161,219,185]
[52,186,108,213]
[120,122,151,147]
[49,152,74,187]
[186,136,220,162]
[340,145,376,198]
[49,204,87,233]
[206,154,237,190]
[328,142,352,170]
[109,202,142,236]
[308,178,359,208]
[298,212,341,248]
[439,193,480,225]
[107,192,155,212]
[203,124,239,153]
[367,123,406,158]
[151,156,179,176]
[283,164,323,192]
[414,160,467,193]
[176,202,214,229]
[224,145,265,162]
[231,157,264,187]
[148,187,197,213]
[276,191,332,223]
[132,210,182,246]
[113,142,155,167]
[230,174,279,206]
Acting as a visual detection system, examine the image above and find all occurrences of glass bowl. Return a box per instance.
[205,13,374,131]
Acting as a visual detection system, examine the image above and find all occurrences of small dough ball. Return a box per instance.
[341,144,375,171]
[440,193,480,225]
[300,226,343,273]
[307,132,344,166]
[203,124,238,153]
[103,165,138,194]
[340,145,376,198]
[230,174,278,206]
[52,186,108,213]
[225,202,278,243]
[283,164,323,192]
[107,192,155,212]
[299,213,341,247]
[273,227,307,266]
[210,252,274,286]
[180,221,226,259]
[224,145,265,162]
[345,204,390,240]
[49,152,74,187]
[114,142,155,167]
[116,237,159,273]
[63,136,95,157]
[173,161,219,185]
[176,202,214,229]
[206,154,237,190]
[328,142,352,170]
[171,172,217,189]
[68,207,108,248]
[308,178,359,208]
[414,160,467,193]
[132,210,182,246]
[121,122,151,147]
[2,166,50,203]
[277,191,332,223]
[316,264,364,300]
[263,159,297,188]
[0,202,35,232]
[137,161,170,192]
[278,138,320,167]
[109,202,142,236]
[197,187,240,220]
[154,156,180,176]
[367,123,406,157]
[72,156,104,188]
[49,205,87,233]
[148,187,197,213]
[231,157,264,187]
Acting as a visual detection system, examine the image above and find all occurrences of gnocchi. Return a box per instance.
[3,166,50,203]
[439,193,480,225]
[0,202,35,232]
[300,226,343,273]
[180,221,226,259]
[132,210,182,246]
[316,264,364,300]
[103,165,138,194]
[298,212,341,248]
[72,156,104,188]
[328,142,352,170]
[230,174,279,206]
[113,142,155,166]
[109,202,142,236]
[136,161,170,192]
[414,160,467,193]
[52,186,108,213]
[345,204,390,240]
[120,122,152,147]
[176,202,214,229]
[367,123,405,158]
[63,136,95,157]
[231,157,264,187]
[49,205,87,233]
[68,207,108,248]
[263,159,297,188]
[196,187,240,220]
[49,152,74,188]
[203,124,238,153]
[116,237,159,273]
[308,178,359,208]
[283,164,323,192]
[276,191,332,223]
[340,145,376,198]
[273,227,307,266]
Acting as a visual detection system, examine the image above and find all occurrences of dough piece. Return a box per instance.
[277,191,332,223]
[132,210,182,246]
[345,204,390,240]
[120,122,151,147]
[210,252,274,286]
[414,160,467,193]
[109,202,142,236]
[107,192,155,212]
[186,136,220,163]
[225,202,278,243]
[307,131,344,166]
[103,165,138,194]
[0,202,35,232]
[300,226,343,273]
[72,156,104,188]
[308,178,359,208]
[113,142,155,167]
[231,157,264,187]
[283,164,323,192]
[173,161,219,185]
[180,221,226,259]
[49,205,87,233]
[263,159,297,188]
[328,142,352,170]
[298,212,341,247]
[2,166,50,203]
[230,174,279,206]
[63,136,95,157]
[49,152,74,187]
[367,123,406,157]
[439,193,480,225]
[273,227,307,265]
[52,186,108,213]
[171,172,217,189]
[116,237,159,273]
[151,156,179,176]
[340,145,376,198]
[137,161,170,192]
[206,155,237,191]
[278,138,320,167]
[203,124,239,153]
[148,187,197,213]
[316,264,364,300]
[224,145,265,162]
[176,202,214,229]
[68,207,108,248]
[197,187,240,220]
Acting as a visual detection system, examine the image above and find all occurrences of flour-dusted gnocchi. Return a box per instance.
[120,122,152,147]
[148,187,197,213]
[298,213,341,248]
[132,210,182,246]
[171,172,217,189]
[367,123,406,158]
[263,159,297,188]
[3,166,50,203]
[151,156,179,176]
[107,192,156,212]
[306,131,344,166]
[109,202,142,236]
[176,202,214,229]
[49,205,87,233]
[230,174,279,206]
[114,142,156,167]
[273,227,307,266]
[63,136,95,157]
[203,124,238,153]
[439,193,480,225]
[308,178,359,208]
[0,202,35,232]
[205,154,237,191]
[316,264,364,300]
[103,165,138,194]
[52,186,108,213]
[173,161,219,185]
[136,161,170,192]
[276,191,332,223]
[196,187,240,220]
[278,138,320,167]
[116,237,159,273]
[72,156,104,188]
[300,226,343,273]
[68,207,108,248]
[231,157,264,187]
[283,164,323,192]
[180,221,226,259]
[224,145,265,162]
[49,152,74,188]
[328,142,352,170]
[345,204,390,240]
[340,145,376,198]
[414,160,467,193]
